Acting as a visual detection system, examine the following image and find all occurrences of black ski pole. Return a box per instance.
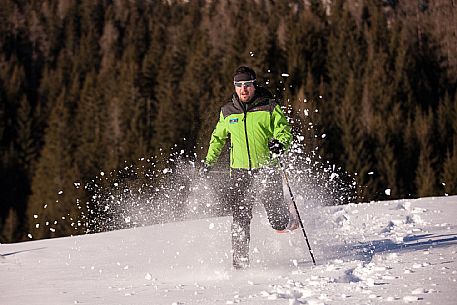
[279,160,316,266]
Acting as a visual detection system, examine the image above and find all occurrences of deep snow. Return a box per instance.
[1,196,457,305]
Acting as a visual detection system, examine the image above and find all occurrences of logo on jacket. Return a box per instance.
[229,118,239,124]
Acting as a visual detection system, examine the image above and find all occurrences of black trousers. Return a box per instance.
[218,168,289,266]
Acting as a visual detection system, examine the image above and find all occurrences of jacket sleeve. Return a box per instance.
[205,111,229,166]
[272,104,293,150]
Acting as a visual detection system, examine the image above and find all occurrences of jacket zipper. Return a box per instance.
[243,110,252,170]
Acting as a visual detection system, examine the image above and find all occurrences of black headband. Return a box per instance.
[234,72,255,82]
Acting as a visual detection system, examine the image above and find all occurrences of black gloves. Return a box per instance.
[268,139,284,156]
[198,163,212,178]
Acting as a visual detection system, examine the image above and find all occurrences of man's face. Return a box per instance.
[234,80,256,103]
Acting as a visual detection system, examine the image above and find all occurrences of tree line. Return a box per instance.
[1,0,456,242]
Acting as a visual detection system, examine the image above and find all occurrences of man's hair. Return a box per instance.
[233,66,257,81]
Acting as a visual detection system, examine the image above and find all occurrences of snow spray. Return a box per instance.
[29,98,357,238]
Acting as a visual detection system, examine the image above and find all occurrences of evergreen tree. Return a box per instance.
[441,93,457,195]
[284,7,327,100]
[16,94,37,176]
[442,141,457,195]
[1,208,19,243]
[97,66,124,171]
[414,109,438,197]
[116,58,145,160]
[177,29,216,153]
[325,0,366,165]
[74,71,106,180]
[150,17,191,161]
[436,93,454,165]
[362,1,403,198]
[337,73,374,200]
[27,90,83,239]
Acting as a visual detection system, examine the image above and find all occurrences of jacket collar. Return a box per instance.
[231,86,273,112]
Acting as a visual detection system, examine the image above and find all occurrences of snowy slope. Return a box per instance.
[1,196,457,305]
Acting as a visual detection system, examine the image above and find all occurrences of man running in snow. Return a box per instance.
[200,66,298,270]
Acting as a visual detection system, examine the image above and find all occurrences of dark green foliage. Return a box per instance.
[27,89,83,239]
[1,0,456,242]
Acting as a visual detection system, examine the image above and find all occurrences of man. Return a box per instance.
[201,66,298,270]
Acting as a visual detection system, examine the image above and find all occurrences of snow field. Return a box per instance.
[1,196,456,304]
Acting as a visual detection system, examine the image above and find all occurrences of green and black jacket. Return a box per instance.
[205,87,292,170]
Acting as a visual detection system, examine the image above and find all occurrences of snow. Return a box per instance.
[1,196,457,304]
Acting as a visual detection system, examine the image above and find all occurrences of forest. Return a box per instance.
[1,0,456,242]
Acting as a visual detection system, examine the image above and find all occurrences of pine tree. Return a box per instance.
[325,0,366,165]
[15,95,37,176]
[0,208,19,243]
[284,7,327,101]
[441,93,457,195]
[442,140,457,195]
[150,17,191,162]
[414,109,438,197]
[139,22,165,100]
[116,58,145,160]
[27,90,83,239]
[362,1,404,198]
[74,71,106,180]
[99,19,119,75]
[327,0,364,103]
[337,73,374,200]
[436,93,454,165]
[178,29,221,155]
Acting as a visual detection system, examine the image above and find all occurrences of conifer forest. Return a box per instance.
[1,0,456,242]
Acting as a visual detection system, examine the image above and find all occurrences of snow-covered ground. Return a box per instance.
[1,196,456,305]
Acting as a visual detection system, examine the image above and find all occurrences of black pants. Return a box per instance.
[219,168,289,267]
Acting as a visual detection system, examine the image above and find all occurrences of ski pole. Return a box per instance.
[279,160,316,266]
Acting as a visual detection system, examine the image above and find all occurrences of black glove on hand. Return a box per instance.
[198,163,212,178]
[268,139,284,155]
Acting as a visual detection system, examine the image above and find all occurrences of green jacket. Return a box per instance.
[205,87,292,170]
